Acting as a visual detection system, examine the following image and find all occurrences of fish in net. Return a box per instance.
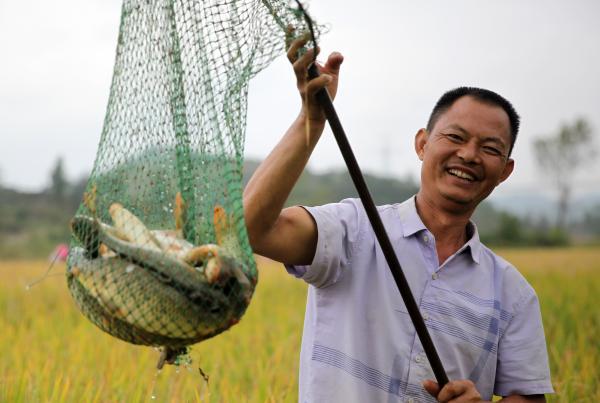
[66,0,322,368]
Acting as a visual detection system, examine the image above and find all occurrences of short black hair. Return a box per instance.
[426,87,520,157]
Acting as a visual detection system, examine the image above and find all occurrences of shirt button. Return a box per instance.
[407,398,415,403]
[415,355,422,363]
[422,312,429,321]
[431,272,438,280]
[423,234,429,243]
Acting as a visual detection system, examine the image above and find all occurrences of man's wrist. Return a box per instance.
[294,113,326,141]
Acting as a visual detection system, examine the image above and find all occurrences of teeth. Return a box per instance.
[448,169,475,181]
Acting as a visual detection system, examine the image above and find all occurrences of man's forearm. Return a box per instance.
[243,38,342,260]
[243,114,324,251]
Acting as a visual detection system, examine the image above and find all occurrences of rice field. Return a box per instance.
[0,248,598,402]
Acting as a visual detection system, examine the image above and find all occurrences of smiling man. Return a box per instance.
[244,38,553,403]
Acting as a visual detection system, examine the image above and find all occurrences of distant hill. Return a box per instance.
[2,159,597,258]
[243,160,419,207]
[0,187,74,258]
[489,191,600,223]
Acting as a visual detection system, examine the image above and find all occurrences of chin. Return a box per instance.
[440,190,478,208]
[441,180,495,206]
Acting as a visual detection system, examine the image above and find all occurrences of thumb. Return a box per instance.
[324,52,344,74]
[422,379,440,398]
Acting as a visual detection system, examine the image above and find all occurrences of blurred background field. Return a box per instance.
[1,248,598,402]
[1,1,599,401]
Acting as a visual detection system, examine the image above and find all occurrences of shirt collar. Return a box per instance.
[396,196,427,238]
[396,196,482,264]
[463,222,482,264]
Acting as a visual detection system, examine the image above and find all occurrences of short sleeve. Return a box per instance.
[494,288,554,396]
[285,199,363,288]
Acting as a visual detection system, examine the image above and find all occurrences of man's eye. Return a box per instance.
[446,133,463,142]
[483,146,502,156]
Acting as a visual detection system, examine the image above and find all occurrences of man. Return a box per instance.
[243,37,553,402]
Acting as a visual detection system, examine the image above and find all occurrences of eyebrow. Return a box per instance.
[445,124,468,134]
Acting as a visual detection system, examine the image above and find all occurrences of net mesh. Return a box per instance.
[66,0,321,367]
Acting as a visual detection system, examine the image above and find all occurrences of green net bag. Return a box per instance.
[66,0,321,368]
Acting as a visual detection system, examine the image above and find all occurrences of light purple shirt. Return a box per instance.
[287,197,553,403]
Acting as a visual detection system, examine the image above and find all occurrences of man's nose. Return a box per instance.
[457,141,481,164]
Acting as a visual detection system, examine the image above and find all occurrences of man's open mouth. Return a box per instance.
[447,168,476,182]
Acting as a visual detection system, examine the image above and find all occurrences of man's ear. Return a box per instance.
[415,128,428,161]
[498,158,515,184]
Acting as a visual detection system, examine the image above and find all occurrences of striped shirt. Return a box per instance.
[287,197,553,402]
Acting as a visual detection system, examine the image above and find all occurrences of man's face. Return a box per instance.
[415,96,514,211]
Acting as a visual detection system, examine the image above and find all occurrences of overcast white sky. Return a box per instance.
[1,0,599,200]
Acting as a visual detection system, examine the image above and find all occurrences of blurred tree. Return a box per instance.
[582,204,600,237]
[49,157,68,202]
[533,118,596,229]
[497,212,524,244]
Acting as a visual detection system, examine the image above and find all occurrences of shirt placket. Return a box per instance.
[403,231,438,402]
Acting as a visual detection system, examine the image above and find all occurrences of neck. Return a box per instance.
[415,191,474,261]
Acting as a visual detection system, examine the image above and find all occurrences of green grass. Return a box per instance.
[497,248,600,402]
[0,248,598,402]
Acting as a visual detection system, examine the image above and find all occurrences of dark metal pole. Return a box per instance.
[292,0,449,388]
[307,64,449,387]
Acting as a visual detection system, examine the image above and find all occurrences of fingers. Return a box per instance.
[422,380,441,398]
[284,24,296,50]
[286,35,319,89]
[437,381,466,403]
[305,74,332,97]
[286,34,311,64]
[285,35,343,114]
[293,46,320,81]
[286,34,343,80]
[323,51,344,75]
[435,380,482,403]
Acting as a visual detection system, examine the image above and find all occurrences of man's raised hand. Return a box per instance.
[287,36,344,127]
